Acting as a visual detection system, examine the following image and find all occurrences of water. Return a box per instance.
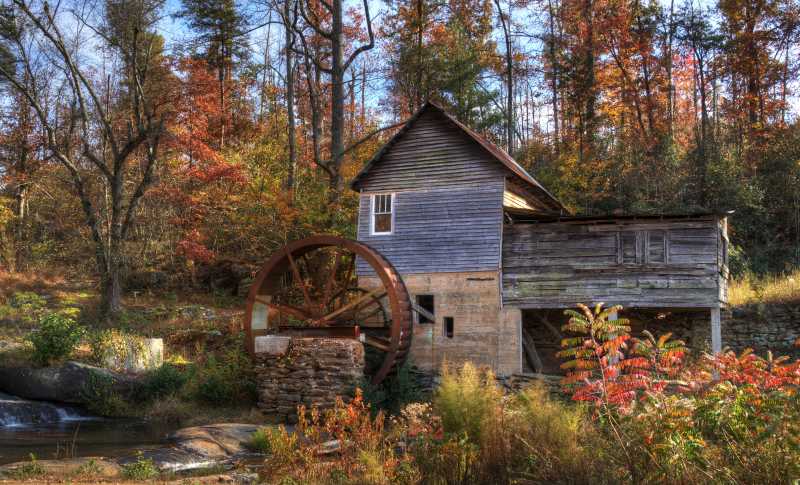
[0,419,179,464]
[0,393,179,464]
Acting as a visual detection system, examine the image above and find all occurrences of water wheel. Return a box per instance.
[244,235,412,384]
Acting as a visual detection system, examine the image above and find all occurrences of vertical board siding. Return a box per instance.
[356,109,508,191]
[502,218,728,308]
[357,183,504,275]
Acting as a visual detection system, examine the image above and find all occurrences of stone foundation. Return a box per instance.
[724,304,800,359]
[254,336,365,423]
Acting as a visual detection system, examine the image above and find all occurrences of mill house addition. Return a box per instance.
[351,102,729,375]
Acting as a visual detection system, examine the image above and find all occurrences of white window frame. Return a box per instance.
[370,193,395,235]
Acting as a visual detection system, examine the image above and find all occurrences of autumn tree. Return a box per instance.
[178,0,249,149]
[0,0,170,317]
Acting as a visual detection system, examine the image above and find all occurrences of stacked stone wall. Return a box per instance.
[254,336,365,423]
[723,304,800,359]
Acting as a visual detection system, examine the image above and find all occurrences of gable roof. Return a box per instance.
[349,102,565,213]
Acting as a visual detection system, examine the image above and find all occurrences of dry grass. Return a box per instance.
[728,270,800,307]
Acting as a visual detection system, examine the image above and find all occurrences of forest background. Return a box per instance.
[0,0,797,317]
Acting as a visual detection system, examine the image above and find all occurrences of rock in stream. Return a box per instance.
[0,361,137,404]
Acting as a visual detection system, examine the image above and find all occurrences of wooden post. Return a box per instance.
[711,307,722,354]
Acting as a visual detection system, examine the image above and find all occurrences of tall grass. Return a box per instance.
[728,269,800,306]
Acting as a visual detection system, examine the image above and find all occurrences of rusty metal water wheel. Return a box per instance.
[244,235,413,384]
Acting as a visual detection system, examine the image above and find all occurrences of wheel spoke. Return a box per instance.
[268,303,313,321]
[315,288,386,324]
[285,249,314,313]
[322,251,342,308]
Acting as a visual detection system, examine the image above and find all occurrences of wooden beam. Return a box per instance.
[411,301,436,323]
[711,307,721,354]
[316,288,386,324]
[362,334,391,352]
[268,303,313,321]
[521,327,543,373]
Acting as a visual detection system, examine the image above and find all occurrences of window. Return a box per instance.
[371,193,394,235]
[619,231,639,264]
[444,317,454,338]
[647,231,667,264]
[618,230,668,265]
[415,295,435,324]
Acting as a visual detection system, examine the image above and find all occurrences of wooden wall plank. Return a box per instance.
[357,182,504,275]
[502,218,728,308]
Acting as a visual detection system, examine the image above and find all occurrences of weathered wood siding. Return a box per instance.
[357,183,504,275]
[355,109,508,191]
[503,218,729,308]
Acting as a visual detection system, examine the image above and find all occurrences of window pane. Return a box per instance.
[620,232,638,264]
[648,231,666,264]
[374,213,392,233]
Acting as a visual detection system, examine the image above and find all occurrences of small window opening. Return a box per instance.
[444,317,454,338]
[415,295,435,324]
[371,193,393,235]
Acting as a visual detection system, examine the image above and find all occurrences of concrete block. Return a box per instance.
[254,335,291,356]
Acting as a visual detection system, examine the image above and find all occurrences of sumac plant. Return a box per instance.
[557,303,687,411]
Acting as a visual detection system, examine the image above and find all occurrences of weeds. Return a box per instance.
[12,454,45,479]
[728,269,800,306]
[121,452,159,480]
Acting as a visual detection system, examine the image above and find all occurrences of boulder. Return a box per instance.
[0,361,137,405]
[116,423,260,473]
[168,423,260,459]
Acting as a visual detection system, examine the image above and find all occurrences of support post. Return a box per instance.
[710,307,722,354]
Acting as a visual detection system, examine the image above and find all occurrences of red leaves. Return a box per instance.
[559,304,800,416]
[176,229,214,263]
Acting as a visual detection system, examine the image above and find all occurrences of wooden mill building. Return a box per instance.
[352,102,729,375]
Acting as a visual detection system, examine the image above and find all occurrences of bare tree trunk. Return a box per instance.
[494,0,514,153]
[548,0,560,151]
[284,0,297,195]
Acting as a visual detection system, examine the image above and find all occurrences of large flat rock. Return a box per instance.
[117,423,261,473]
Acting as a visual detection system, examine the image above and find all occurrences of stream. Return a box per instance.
[0,393,179,465]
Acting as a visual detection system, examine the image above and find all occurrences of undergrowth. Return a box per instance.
[728,269,800,306]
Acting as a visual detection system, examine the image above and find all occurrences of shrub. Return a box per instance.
[121,452,158,480]
[27,312,85,366]
[247,426,301,458]
[80,371,131,417]
[192,349,256,404]
[139,363,188,401]
[260,390,410,484]
[247,427,273,454]
[433,362,501,444]
[507,384,601,483]
[362,361,424,415]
